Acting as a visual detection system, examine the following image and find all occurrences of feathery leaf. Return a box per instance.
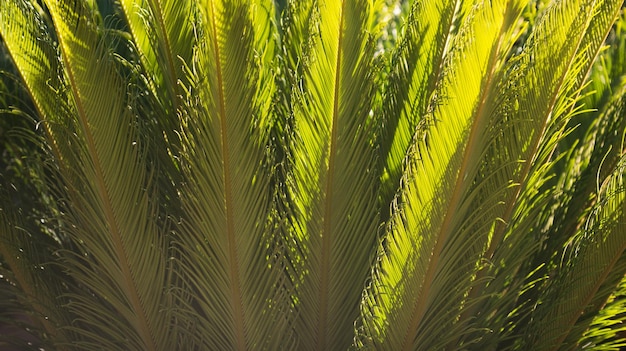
[357,1,526,349]
[171,0,287,349]
[285,0,383,348]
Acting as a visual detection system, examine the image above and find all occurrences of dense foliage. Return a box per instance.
[1,0,625,350]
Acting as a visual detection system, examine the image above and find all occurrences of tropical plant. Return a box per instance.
[0,0,625,350]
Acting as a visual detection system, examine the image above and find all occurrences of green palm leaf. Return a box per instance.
[1,0,626,350]
[378,0,467,206]
[526,154,626,350]
[283,0,383,348]
[170,0,287,349]
[357,1,526,349]
[118,0,195,111]
[580,274,626,350]
[454,1,625,348]
[32,0,174,349]
[0,0,78,170]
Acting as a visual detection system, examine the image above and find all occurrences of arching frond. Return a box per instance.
[446,0,624,347]
[456,1,625,348]
[0,0,77,170]
[357,1,526,349]
[1,1,625,350]
[118,0,196,112]
[170,0,288,349]
[30,0,177,349]
[524,153,626,350]
[284,0,384,349]
[378,0,466,207]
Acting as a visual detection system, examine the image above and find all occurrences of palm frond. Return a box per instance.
[284,0,383,349]
[378,0,465,207]
[579,274,626,350]
[0,199,73,350]
[170,0,288,349]
[357,1,526,349]
[0,0,78,170]
[1,1,626,350]
[523,153,626,350]
[489,0,623,257]
[449,0,624,348]
[514,44,625,348]
[454,2,620,349]
[118,0,196,112]
[32,0,177,349]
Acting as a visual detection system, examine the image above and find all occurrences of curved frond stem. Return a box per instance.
[317,2,345,348]
[541,156,626,350]
[0,0,72,174]
[286,0,383,348]
[207,0,246,348]
[454,4,625,345]
[55,38,157,351]
[400,5,513,349]
[173,1,283,349]
[486,0,622,262]
[41,1,171,349]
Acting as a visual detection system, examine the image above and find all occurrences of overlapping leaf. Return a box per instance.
[357,1,526,349]
[283,0,384,349]
[0,1,625,350]
[170,0,288,349]
[34,0,175,349]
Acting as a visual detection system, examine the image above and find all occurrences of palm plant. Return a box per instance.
[1,0,625,349]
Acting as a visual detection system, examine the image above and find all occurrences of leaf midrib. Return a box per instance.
[400,8,510,350]
[208,1,247,349]
[486,0,605,263]
[541,12,626,350]
[49,7,158,351]
[318,1,345,349]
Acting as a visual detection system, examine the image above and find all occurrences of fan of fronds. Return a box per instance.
[0,0,625,350]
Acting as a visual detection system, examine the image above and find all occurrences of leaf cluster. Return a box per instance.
[0,0,625,350]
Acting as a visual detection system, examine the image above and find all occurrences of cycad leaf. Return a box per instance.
[379,0,465,205]
[519,47,625,350]
[0,2,78,346]
[461,0,625,347]
[171,0,286,349]
[357,1,525,349]
[526,154,626,350]
[579,274,626,350]
[0,0,78,170]
[285,0,383,349]
[39,1,174,349]
[118,0,195,111]
[273,0,315,122]
[0,204,73,349]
